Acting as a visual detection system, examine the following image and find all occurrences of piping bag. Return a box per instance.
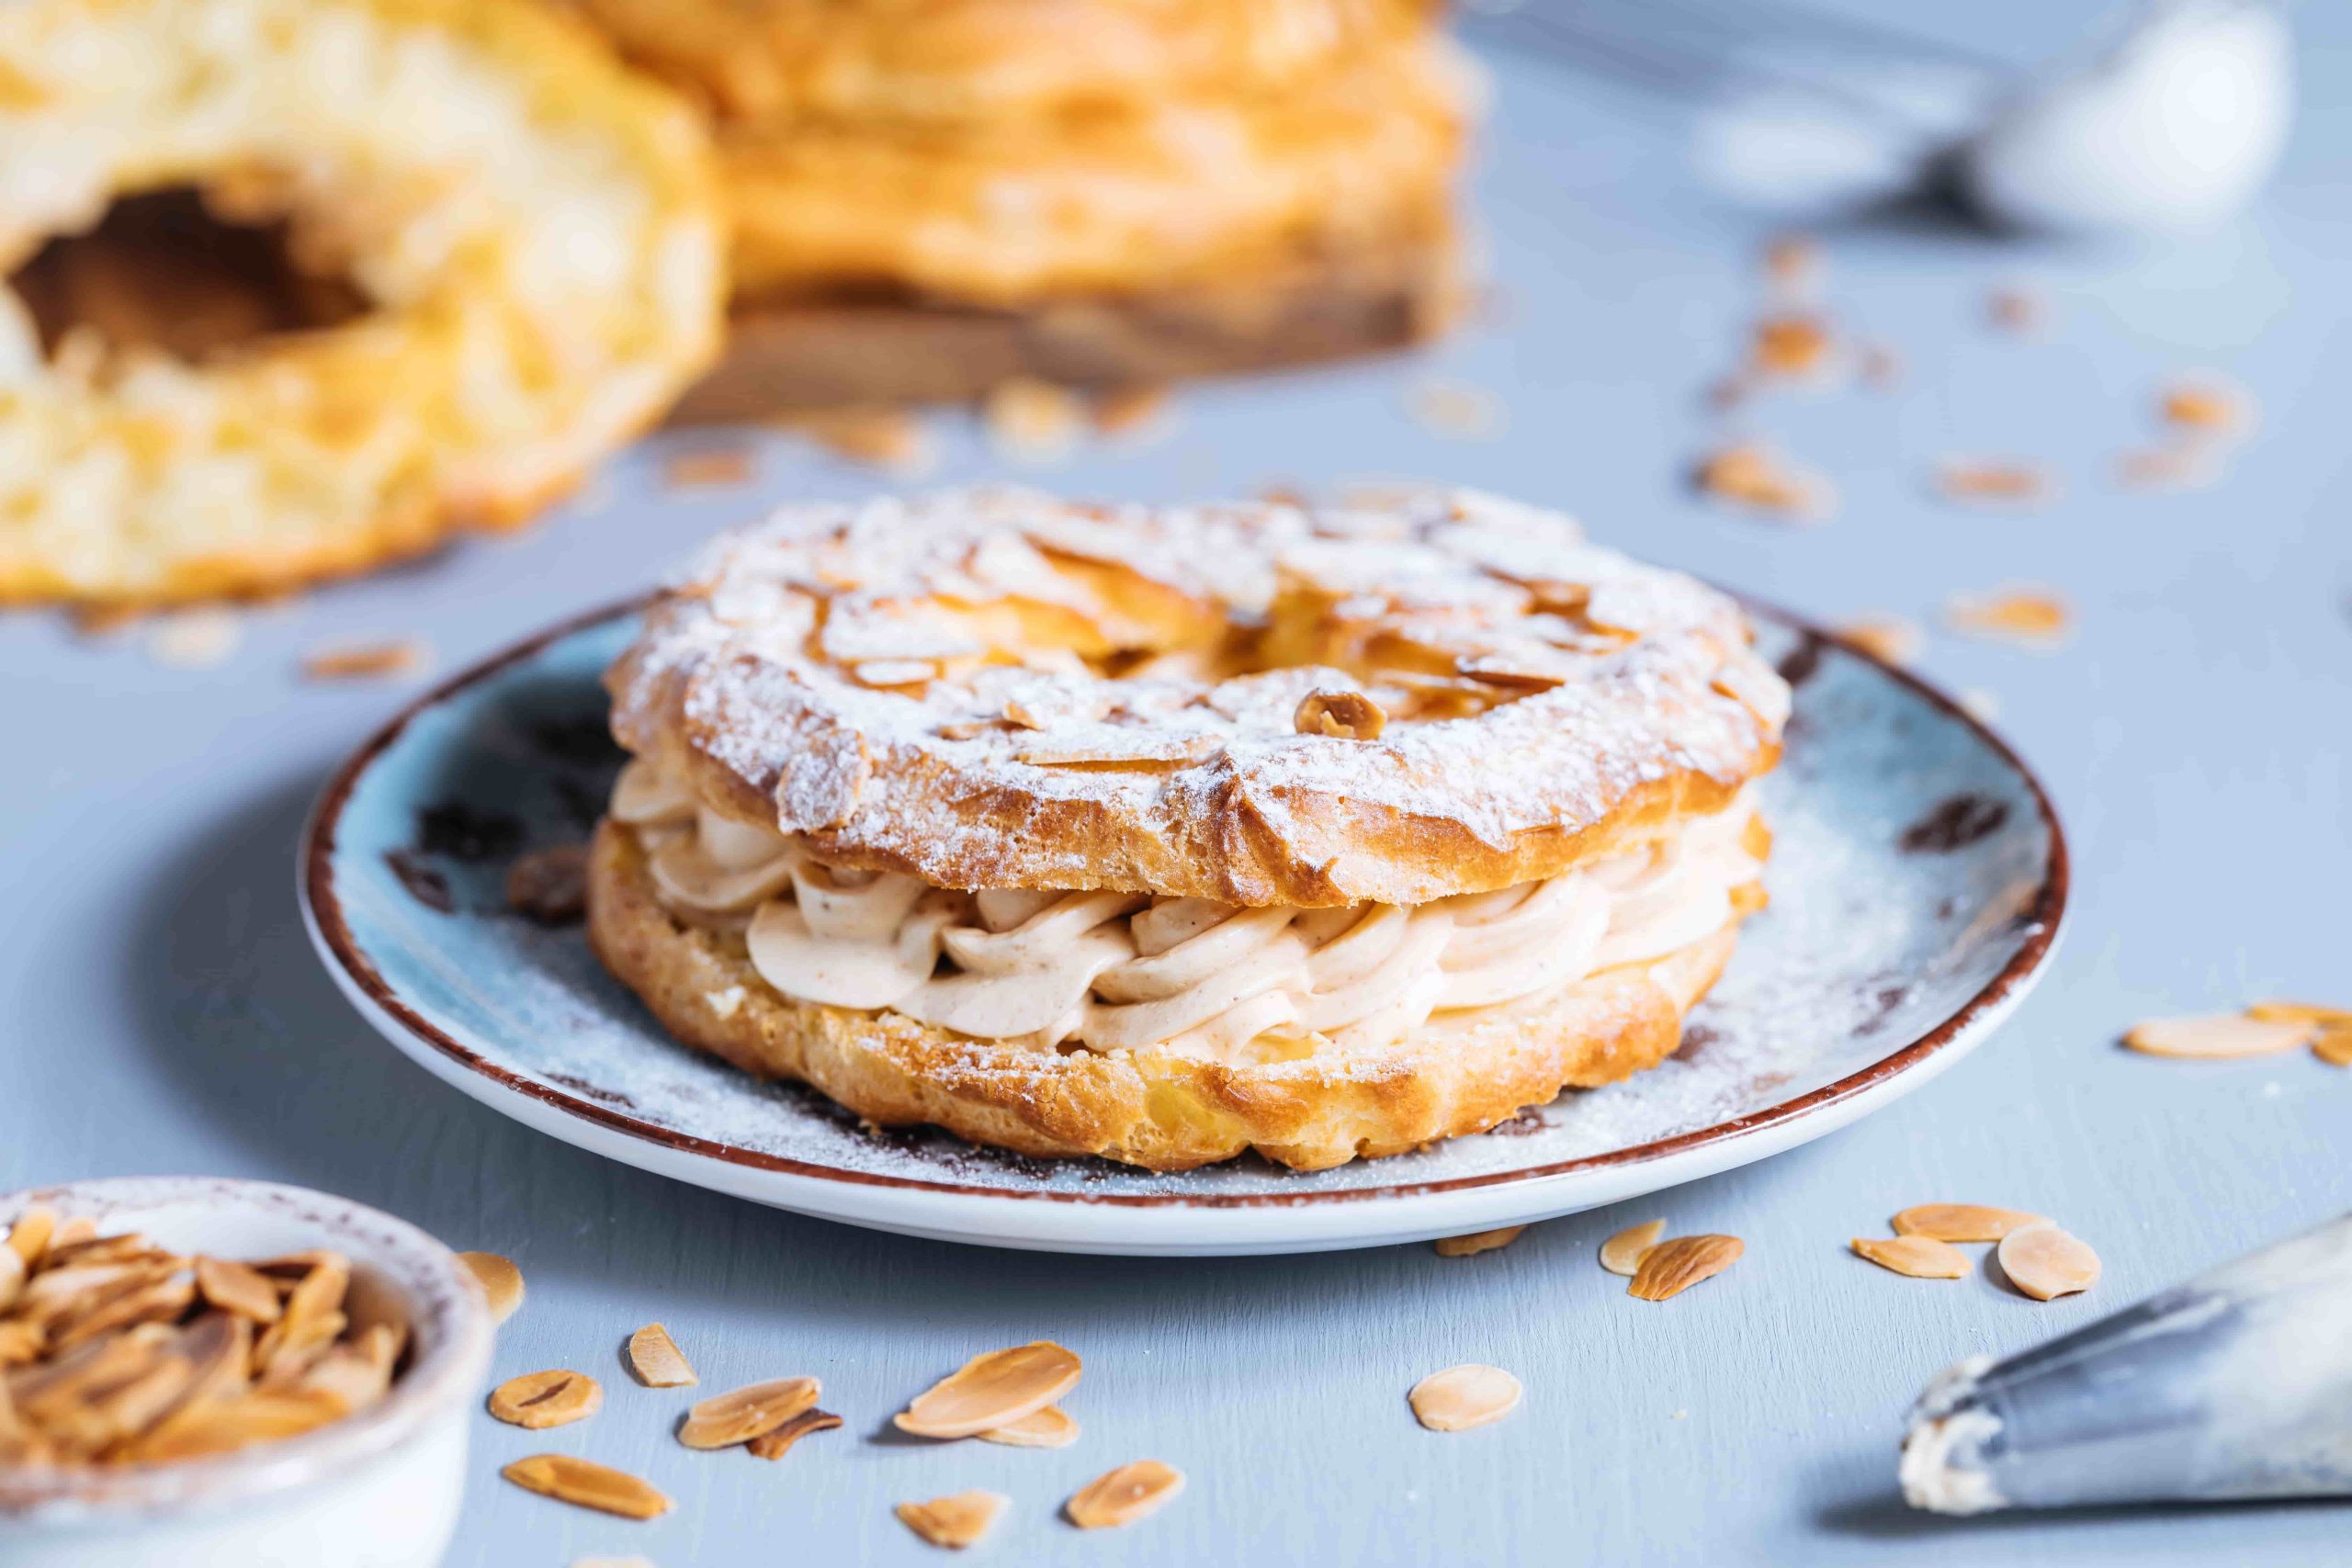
[1901,1213,2352,1514]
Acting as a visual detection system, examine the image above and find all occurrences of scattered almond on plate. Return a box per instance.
[1408,1365,1522,1433]
[301,639,429,682]
[1852,1235,1970,1280]
[1692,441,1837,523]
[1943,587,2072,649]
[488,1371,602,1430]
[898,1489,1010,1549]
[457,1251,523,1325]
[625,1322,696,1388]
[1433,1225,1525,1258]
[1065,1461,1185,1529]
[977,1404,1079,1449]
[746,1407,841,1461]
[662,447,755,491]
[893,1341,1080,1439]
[677,1377,820,1450]
[1892,1204,2046,1243]
[1598,1219,1665,1278]
[1628,1235,1744,1302]
[1932,458,2055,508]
[1997,1224,2101,1302]
[503,1454,672,1520]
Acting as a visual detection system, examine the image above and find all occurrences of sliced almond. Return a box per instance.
[119,1388,349,1463]
[1933,459,2054,507]
[1944,587,2072,648]
[1750,312,1834,379]
[300,640,428,682]
[1838,615,1925,668]
[2160,378,2253,435]
[662,447,754,491]
[1997,1224,2101,1302]
[678,1376,820,1450]
[897,1489,1010,1549]
[1852,1235,1970,1280]
[195,1258,283,1324]
[746,1405,842,1461]
[1628,1235,1745,1302]
[626,1323,697,1388]
[1065,1461,1185,1529]
[50,1217,97,1250]
[978,1404,1079,1449]
[458,1252,524,1325]
[894,1340,1080,1438]
[6,1206,56,1269]
[1433,1225,1525,1258]
[1693,440,1837,523]
[2124,1014,2314,1059]
[2315,1030,2352,1068]
[1091,385,1171,441]
[0,1247,20,1313]
[1891,1204,2047,1243]
[254,1253,349,1385]
[2246,1001,2352,1028]
[1599,1219,1666,1277]
[489,1370,603,1430]
[1407,378,1505,440]
[1408,1365,1522,1433]
[503,1453,673,1520]
[1295,689,1386,741]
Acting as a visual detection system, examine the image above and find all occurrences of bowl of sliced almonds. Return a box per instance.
[0,1178,493,1568]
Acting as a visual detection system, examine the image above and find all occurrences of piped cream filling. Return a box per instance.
[611,759,1763,1059]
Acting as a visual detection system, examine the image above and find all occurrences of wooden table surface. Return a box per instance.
[5,3,2347,1562]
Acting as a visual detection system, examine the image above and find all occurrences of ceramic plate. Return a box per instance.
[300,601,2066,1257]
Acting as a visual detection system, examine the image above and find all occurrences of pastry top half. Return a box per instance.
[605,487,1788,912]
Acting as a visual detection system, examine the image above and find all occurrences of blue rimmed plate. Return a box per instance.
[300,600,2065,1256]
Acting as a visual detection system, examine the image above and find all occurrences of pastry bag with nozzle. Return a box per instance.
[1901,1213,2352,1515]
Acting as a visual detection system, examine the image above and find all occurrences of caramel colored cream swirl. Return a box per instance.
[611,759,1762,1057]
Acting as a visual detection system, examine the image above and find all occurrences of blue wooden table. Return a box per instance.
[5,4,2346,1562]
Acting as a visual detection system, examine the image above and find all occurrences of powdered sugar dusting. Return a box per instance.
[324,608,2054,1206]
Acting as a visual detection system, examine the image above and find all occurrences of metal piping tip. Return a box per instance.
[1902,1213,2352,1515]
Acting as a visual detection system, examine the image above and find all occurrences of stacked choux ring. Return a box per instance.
[0,0,725,608]
[589,488,1788,1171]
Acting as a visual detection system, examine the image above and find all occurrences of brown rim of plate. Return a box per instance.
[300,595,2070,1210]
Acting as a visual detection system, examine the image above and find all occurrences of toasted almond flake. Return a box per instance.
[7,1207,57,1269]
[1933,458,2054,507]
[984,377,1082,464]
[1408,1364,1521,1433]
[1692,440,1837,523]
[1628,1234,1745,1302]
[2246,1001,2352,1028]
[0,1248,21,1312]
[2124,1014,2315,1059]
[503,1454,673,1520]
[254,1253,349,1385]
[978,1403,1079,1449]
[1012,735,1219,768]
[662,447,754,490]
[2160,378,2254,436]
[1891,1204,2047,1243]
[626,1323,696,1388]
[1407,378,1505,441]
[0,1321,42,1366]
[895,1340,1081,1439]
[458,1252,523,1325]
[1599,1219,1667,1277]
[1838,615,1924,668]
[786,408,935,476]
[489,1370,603,1430]
[1295,689,1386,741]
[146,607,243,671]
[1852,1235,1971,1279]
[119,1387,349,1464]
[297,1326,398,1411]
[506,844,589,925]
[1750,312,1834,379]
[49,1275,197,1353]
[2313,1029,2352,1068]
[192,1258,283,1325]
[301,639,428,682]
[2116,445,2221,492]
[1997,1224,2101,1301]
[897,1489,1009,1549]
[1943,587,2072,648]
[678,1376,820,1449]
[1092,385,1172,441]
[1432,1224,1525,1258]
[1066,1461,1185,1529]
[1987,287,2046,335]
[746,1406,842,1461]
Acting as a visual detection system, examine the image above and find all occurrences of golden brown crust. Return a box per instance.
[588,818,1741,1172]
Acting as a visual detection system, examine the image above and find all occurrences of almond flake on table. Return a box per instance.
[502,1454,672,1520]
[1407,378,1506,441]
[2314,1030,2352,1068]
[1749,312,1836,380]
[146,607,243,670]
[1836,615,1924,668]
[1408,1365,1521,1433]
[897,1489,1009,1549]
[2245,1001,2352,1027]
[1892,1204,2046,1243]
[2159,377,2256,437]
[1433,1225,1525,1258]
[983,377,1083,465]
[1598,1219,1665,1277]
[1997,1224,2101,1302]
[1986,286,2048,335]
[2123,1015,2315,1059]
[1931,458,2055,508]
[1628,1235,1744,1301]
[1852,1235,1970,1280]
[677,1377,820,1449]
[300,639,429,682]
[2115,445,2222,492]
[1065,1460,1186,1529]
[1692,440,1837,523]
[978,1404,1079,1449]
[457,1251,523,1324]
[626,1323,696,1387]
[1942,587,2072,649]
[1091,385,1174,442]
[488,1370,602,1429]
[783,408,935,476]
[662,447,755,491]
[746,1406,842,1461]
[895,1340,1080,1438]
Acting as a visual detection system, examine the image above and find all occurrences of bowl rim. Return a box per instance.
[301,594,2069,1210]
[0,1176,492,1521]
